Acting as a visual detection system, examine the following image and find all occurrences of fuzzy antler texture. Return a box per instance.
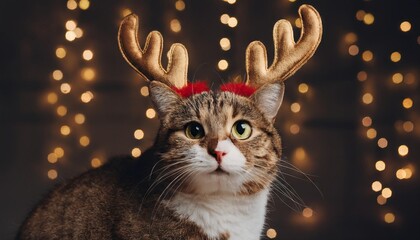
[118,14,189,88]
[118,4,322,93]
[245,4,322,88]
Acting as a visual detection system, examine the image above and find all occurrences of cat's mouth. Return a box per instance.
[211,166,230,175]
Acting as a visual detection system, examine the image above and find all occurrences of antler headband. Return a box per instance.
[118,4,322,97]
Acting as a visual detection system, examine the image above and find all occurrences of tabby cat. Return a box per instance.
[17,4,322,240]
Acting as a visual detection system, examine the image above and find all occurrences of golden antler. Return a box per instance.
[118,14,188,88]
[245,4,322,88]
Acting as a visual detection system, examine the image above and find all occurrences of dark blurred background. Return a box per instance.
[1,0,419,239]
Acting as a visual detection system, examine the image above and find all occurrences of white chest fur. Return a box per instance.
[167,189,269,240]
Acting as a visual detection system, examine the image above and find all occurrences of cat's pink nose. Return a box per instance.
[214,150,226,164]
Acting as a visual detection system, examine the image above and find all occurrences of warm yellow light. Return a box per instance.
[227,0,236,4]
[74,27,83,38]
[55,47,67,59]
[290,102,301,113]
[146,108,157,119]
[52,70,63,81]
[131,148,142,157]
[134,129,145,140]
[362,93,373,104]
[404,168,413,179]
[91,158,102,168]
[266,228,277,239]
[362,50,373,62]
[170,19,182,33]
[402,98,413,109]
[54,147,64,158]
[218,59,229,71]
[60,83,71,94]
[74,113,86,124]
[65,31,77,41]
[362,116,372,127]
[371,181,382,192]
[298,83,309,93]
[83,50,93,61]
[355,10,366,21]
[81,68,95,81]
[384,213,395,224]
[381,188,392,199]
[227,17,238,28]
[348,45,359,56]
[289,0,296,2]
[390,52,401,62]
[81,91,94,103]
[398,145,409,157]
[375,160,386,171]
[79,0,90,10]
[363,13,374,25]
[400,21,411,32]
[344,32,358,44]
[290,124,300,135]
[140,86,149,96]
[79,136,90,147]
[56,105,67,117]
[396,169,406,180]
[366,128,377,139]
[377,195,387,205]
[295,18,302,28]
[65,20,77,31]
[302,207,313,218]
[392,73,403,84]
[357,71,367,81]
[220,38,231,51]
[67,0,77,10]
[220,14,230,24]
[377,138,388,148]
[48,169,58,180]
[60,125,71,136]
[175,0,186,11]
[47,92,58,104]
[47,153,58,164]
[402,121,414,132]
[293,147,306,162]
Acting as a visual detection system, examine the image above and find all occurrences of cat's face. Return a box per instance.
[150,81,284,196]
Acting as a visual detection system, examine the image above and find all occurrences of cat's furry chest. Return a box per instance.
[167,189,269,240]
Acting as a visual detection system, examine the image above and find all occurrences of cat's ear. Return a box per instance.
[149,81,182,117]
[251,82,285,121]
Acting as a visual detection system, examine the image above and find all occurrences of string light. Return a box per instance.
[170,19,182,33]
[362,50,374,62]
[372,181,382,192]
[290,103,301,113]
[52,70,63,81]
[67,0,77,10]
[146,108,156,119]
[290,124,300,134]
[390,52,401,62]
[134,129,145,140]
[79,0,90,10]
[131,148,142,157]
[362,93,373,104]
[362,116,372,127]
[302,207,313,218]
[47,92,58,104]
[400,21,411,32]
[82,50,94,61]
[60,83,72,94]
[81,67,95,81]
[65,31,77,41]
[294,18,302,28]
[60,125,71,136]
[377,138,388,148]
[175,0,186,11]
[47,153,58,164]
[65,20,77,31]
[398,145,409,157]
[384,213,395,223]
[218,59,229,71]
[55,47,67,59]
[227,17,238,28]
[377,195,387,205]
[348,45,359,56]
[219,38,231,51]
[220,14,230,24]
[298,83,309,93]
[79,136,90,147]
[47,169,58,180]
[391,73,403,84]
[56,105,68,117]
[266,228,277,239]
[54,147,64,158]
[402,98,413,109]
[366,128,377,139]
[81,91,94,103]
[402,121,414,132]
[140,86,149,96]
[363,13,375,25]
[91,158,102,168]
[381,188,392,199]
[74,113,86,124]
[375,160,386,171]
[356,10,366,21]
[357,71,368,81]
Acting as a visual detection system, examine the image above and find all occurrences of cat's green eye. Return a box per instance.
[185,122,205,139]
[231,120,252,140]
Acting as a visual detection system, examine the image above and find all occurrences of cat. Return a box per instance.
[17,4,322,240]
